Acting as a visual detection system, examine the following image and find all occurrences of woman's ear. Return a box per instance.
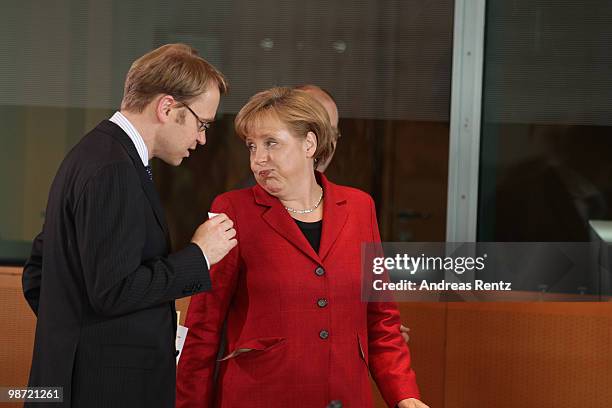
[155,94,176,123]
[304,131,318,158]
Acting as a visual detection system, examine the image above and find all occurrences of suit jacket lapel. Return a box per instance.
[252,173,348,264]
[253,184,321,264]
[318,174,348,261]
[103,121,170,240]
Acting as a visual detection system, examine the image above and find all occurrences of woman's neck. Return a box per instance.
[278,173,323,222]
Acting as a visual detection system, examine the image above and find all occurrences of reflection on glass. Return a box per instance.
[480,124,612,242]
[478,0,612,242]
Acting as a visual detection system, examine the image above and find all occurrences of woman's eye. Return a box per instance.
[265,141,277,148]
[247,144,255,151]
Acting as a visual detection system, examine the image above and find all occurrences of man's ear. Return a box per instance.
[305,131,318,158]
[155,94,176,123]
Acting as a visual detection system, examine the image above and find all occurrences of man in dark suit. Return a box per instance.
[21,43,237,407]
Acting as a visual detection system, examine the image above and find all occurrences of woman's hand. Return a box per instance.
[397,398,429,408]
[399,324,410,343]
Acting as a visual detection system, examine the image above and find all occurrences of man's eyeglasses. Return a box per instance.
[179,102,211,132]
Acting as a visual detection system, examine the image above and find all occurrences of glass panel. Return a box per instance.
[478,0,612,242]
[0,0,453,259]
[156,0,454,248]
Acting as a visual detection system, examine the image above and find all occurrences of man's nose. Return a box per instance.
[196,131,206,146]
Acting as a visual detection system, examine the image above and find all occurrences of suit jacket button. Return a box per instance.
[315,266,325,276]
[319,329,329,340]
[317,298,328,308]
[175,349,180,357]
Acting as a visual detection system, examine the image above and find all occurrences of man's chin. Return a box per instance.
[161,157,184,166]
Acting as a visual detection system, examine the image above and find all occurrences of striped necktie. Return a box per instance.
[145,165,153,182]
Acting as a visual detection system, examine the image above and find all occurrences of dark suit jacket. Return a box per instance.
[22,120,211,407]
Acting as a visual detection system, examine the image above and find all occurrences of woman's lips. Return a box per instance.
[258,170,272,178]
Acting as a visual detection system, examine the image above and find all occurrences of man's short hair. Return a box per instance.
[121,43,228,113]
[235,87,335,166]
[294,84,338,106]
[295,84,341,144]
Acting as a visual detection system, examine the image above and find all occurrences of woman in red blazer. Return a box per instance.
[176,87,427,408]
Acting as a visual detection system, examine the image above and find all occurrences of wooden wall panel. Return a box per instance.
[5,267,612,408]
[444,303,612,408]
[395,303,447,408]
[176,297,190,326]
[0,267,36,408]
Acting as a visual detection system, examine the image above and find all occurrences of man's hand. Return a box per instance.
[398,398,429,408]
[400,324,410,343]
[191,213,237,266]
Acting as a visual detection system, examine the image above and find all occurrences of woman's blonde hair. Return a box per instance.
[121,43,228,112]
[235,87,335,165]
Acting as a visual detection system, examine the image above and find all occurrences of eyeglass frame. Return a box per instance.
[178,101,212,132]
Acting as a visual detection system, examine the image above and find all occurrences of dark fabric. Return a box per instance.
[492,161,612,242]
[294,219,323,253]
[22,120,211,408]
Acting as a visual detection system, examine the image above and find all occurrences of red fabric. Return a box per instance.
[176,174,420,407]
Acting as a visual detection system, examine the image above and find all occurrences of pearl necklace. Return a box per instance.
[284,188,324,214]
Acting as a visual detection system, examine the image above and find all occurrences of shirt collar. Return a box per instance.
[109,111,149,166]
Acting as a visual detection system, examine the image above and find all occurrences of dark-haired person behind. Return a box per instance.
[176,87,427,408]
[22,44,237,407]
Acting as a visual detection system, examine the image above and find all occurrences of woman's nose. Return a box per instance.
[253,147,268,164]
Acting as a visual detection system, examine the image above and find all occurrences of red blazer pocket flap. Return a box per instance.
[218,337,286,361]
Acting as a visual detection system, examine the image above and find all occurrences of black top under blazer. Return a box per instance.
[22,120,211,407]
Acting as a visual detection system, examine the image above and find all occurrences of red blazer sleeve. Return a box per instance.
[176,195,241,408]
[366,196,420,407]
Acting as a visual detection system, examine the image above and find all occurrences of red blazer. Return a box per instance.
[176,174,419,407]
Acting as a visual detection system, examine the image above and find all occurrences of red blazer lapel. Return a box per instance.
[252,183,321,264]
[318,173,348,261]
